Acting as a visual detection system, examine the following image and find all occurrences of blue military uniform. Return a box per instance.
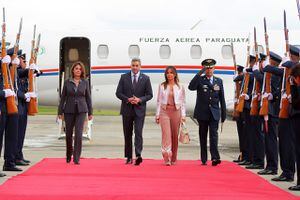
[16,63,29,163]
[233,56,255,166]
[188,59,226,166]
[263,49,297,179]
[233,65,246,163]
[252,52,282,174]
[0,57,21,171]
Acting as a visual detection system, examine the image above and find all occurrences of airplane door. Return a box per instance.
[58,37,92,140]
[59,37,91,95]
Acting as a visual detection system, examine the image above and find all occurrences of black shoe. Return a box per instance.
[74,161,80,165]
[15,160,29,166]
[238,160,251,166]
[233,155,242,163]
[125,158,133,164]
[272,174,294,182]
[66,157,71,163]
[134,157,143,166]
[245,164,264,169]
[3,166,22,172]
[0,172,6,177]
[257,169,277,175]
[201,162,207,166]
[212,159,221,166]
[288,185,300,191]
[22,159,31,164]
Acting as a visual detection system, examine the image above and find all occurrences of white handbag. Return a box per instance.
[179,122,190,144]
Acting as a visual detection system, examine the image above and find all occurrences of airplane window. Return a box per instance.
[190,45,202,59]
[68,48,79,62]
[159,45,171,59]
[251,45,265,55]
[97,45,109,59]
[128,45,140,58]
[258,45,264,54]
[221,45,233,59]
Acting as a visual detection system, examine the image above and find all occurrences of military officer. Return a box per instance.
[289,63,300,191]
[188,59,226,166]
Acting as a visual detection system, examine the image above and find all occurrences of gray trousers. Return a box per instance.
[64,112,86,163]
[122,115,145,159]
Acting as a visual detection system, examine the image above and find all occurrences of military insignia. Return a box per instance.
[213,84,220,91]
[202,85,208,89]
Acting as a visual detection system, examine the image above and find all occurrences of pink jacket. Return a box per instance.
[156,84,186,117]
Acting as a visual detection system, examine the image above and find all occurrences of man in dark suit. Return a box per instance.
[188,59,226,166]
[116,58,153,166]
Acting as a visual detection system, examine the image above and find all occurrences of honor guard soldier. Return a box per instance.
[262,46,299,180]
[234,55,256,166]
[245,53,267,170]
[233,65,246,163]
[0,48,22,172]
[289,63,300,191]
[188,59,226,166]
[15,53,30,165]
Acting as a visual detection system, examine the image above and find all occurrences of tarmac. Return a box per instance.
[0,115,299,197]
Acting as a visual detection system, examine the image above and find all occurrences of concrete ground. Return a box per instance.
[0,115,299,196]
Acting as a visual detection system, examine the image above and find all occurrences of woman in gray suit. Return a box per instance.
[58,61,93,164]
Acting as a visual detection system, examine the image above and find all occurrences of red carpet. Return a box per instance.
[0,158,298,200]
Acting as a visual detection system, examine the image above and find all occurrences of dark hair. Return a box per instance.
[162,66,179,89]
[71,61,86,79]
[291,63,300,78]
[131,58,141,65]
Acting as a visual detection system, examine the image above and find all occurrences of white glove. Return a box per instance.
[29,63,40,72]
[282,93,287,99]
[24,92,31,99]
[3,89,14,97]
[242,93,249,100]
[1,55,11,64]
[262,93,273,100]
[281,56,290,63]
[234,98,238,103]
[262,57,270,68]
[12,57,20,65]
[253,63,259,71]
[243,67,248,73]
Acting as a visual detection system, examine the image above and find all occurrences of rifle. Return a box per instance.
[10,18,22,95]
[259,17,272,133]
[231,42,240,119]
[1,8,18,114]
[235,33,251,113]
[279,10,290,119]
[27,25,39,115]
[250,27,261,116]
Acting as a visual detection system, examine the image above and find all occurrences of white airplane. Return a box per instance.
[21,29,297,114]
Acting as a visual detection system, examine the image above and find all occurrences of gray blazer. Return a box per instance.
[116,72,153,117]
[58,79,93,116]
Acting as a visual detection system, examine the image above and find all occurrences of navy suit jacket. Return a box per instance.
[116,72,153,117]
[188,74,226,122]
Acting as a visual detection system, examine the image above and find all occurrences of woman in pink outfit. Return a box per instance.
[156,66,186,166]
